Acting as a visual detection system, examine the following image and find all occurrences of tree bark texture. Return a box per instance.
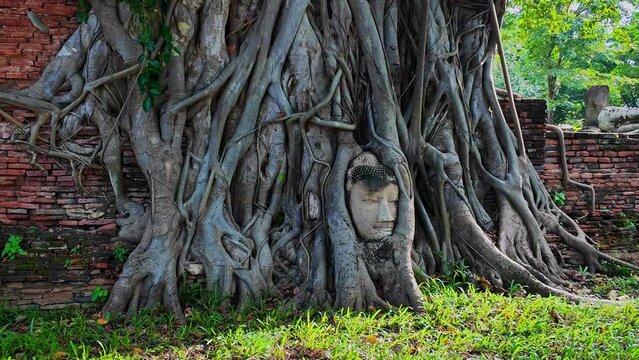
[1,0,636,321]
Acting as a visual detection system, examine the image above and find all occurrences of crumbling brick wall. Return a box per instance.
[0,1,139,308]
[543,131,639,264]
[500,99,548,170]
[0,1,78,89]
[0,119,147,232]
[501,100,638,265]
[0,226,123,309]
[0,1,147,232]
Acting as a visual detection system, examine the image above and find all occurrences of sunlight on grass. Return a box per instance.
[1,279,638,359]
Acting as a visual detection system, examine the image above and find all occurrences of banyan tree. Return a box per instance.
[1,0,636,322]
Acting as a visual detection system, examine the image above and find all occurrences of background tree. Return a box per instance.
[615,6,639,107]
[0,0,636,322]
[499,0,639,124]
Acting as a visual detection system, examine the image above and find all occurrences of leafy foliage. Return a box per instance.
[621,83,639,107]
[552,189,567,206]
[118,0,178,112]
[112,242,129,264]
[76,0,90,24]
[593,276,639,298]
[1,235,27,260]
[602,259,635,277]
[498,1,639,124]
[620,212,638,230]
[91,286,109,303]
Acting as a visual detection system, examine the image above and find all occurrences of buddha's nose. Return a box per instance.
[377,199,394,222]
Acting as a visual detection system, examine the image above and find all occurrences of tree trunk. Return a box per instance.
[1,0,636,320]
[547,74,558,124]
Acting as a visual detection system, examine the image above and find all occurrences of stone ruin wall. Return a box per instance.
[0,2,637,308]
[502,101,639,267]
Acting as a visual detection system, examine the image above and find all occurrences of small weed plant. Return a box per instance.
[552,189,567,206]
[442,259,474,290]
[507,281,527,295]
[1,235,27,260]
[113,243,129,264]
[70,244,81,254]
[620,212,637,230]
[567,119,583,132]
[91,286,108,303]
[179,280,226,310]
[578,265,590,275]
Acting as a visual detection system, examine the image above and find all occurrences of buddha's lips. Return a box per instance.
[374,226,394,232]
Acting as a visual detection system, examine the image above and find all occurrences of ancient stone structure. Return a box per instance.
[0,1,78,89]
[583,86,639,133]
[0,0,637,311]
[346,152,399,241]
[585,85,610,127]
[2,98,638,308]
[598,107,639,133]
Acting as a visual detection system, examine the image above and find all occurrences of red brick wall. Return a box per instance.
[0,1,147,233]
[500,99,548,170]
[0,226,123,309]
[0,1,136,309]
[0,0,78,89]
[500,101,638,265]
[543,132,639,264]
[0,118,147,232]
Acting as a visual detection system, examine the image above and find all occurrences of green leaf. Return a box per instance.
[160,52,171,64]
[2,234,27,260]
[91,286,108,303]
[137,72,150,91]
[143,97,153,112]
[144,40,156,53]
[148,87,162,97]
[148,59,161,74]
[552,190,566,206]
[76,0,91,24]
[159,25,171,38]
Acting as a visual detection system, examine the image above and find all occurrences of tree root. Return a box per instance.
[1,0,636,319]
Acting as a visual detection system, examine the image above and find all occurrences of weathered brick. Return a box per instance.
[0,169,25,176]
[33,291,73,305]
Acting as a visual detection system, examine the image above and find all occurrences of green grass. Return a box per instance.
[592,276,639,298]
[1,279,638,359]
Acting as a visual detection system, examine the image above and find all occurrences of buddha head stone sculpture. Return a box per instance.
[346,152,399,240]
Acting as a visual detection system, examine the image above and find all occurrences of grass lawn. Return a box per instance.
[1,278,638,359]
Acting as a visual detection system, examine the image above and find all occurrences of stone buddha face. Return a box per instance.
[346,153,399,240]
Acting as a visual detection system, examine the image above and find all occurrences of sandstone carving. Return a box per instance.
[346,152,398,241]
[598,107,639,133]
[584,85,609,127]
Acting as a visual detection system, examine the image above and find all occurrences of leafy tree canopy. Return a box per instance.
[497,0,639,123]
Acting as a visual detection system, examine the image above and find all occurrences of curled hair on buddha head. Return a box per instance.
[346,152,397,192]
